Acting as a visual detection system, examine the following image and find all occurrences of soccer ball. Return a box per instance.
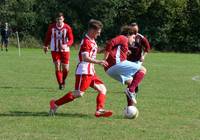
[123,106,139,119]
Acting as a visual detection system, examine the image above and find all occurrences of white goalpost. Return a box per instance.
[16,31,21,56]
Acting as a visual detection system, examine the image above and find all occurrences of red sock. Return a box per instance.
[128,70,145,93]
[96,93,106,111]
[56,70,63,85]
[62,69,68,84]
[127,96,133,106]
[55,91,75,106]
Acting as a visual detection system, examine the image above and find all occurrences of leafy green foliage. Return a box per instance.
[0,0,200,52]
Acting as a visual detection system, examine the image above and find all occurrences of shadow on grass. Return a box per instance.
[0,111,93,118]
[0,86,57,92]
[0,86,123,93]
[0,111,126,119]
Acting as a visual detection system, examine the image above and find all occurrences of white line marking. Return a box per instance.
[192,75,200,81]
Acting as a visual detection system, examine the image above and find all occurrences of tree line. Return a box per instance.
[0,0,200,52]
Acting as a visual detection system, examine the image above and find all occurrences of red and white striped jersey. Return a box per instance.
[76,35,98,75]
[105,35,129,71]
[44,23,74,52]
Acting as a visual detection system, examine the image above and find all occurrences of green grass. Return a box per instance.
[0,47,200,140]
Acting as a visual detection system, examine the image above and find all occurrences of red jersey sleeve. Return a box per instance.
[142,36,151,52]
[44,24,53,46]
[66,24,74,46]
[80,39,91,53]
[105,35,128,52]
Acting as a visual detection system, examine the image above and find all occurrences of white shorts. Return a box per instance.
[106,60,141,84]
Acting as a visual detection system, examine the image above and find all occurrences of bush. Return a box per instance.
[9,34,42,48]
[19,35,42,48]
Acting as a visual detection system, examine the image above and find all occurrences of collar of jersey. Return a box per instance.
[85,34,95,43]
[56,23,64,30]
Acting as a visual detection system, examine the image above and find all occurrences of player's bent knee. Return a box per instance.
[62,64,69,71]
[54,62,61,70]
[140,66,147,74]
[97,84,107,95]
[73,90,84,98]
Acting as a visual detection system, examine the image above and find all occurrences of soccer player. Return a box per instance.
[104,25,146,106]
[43,12,74,90]
[1,22,10,52]
[127,23,151,93]
[128,23,151,62]
[49,19,113,118]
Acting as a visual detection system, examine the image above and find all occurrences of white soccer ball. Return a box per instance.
[123,106,139,119]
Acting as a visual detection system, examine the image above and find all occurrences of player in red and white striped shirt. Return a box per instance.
[43,12,74,90]
[49,19,112,117]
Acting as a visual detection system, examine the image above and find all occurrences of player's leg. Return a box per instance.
[61,63,69,88]
[135,86,139,93]
[126,95,134,106]
[61,52,70,88]
[49,75,91,115]
[1,39,4,51]
[128,66,146,93]
[106,60,140,105]
[125,66,146,105]
[5,39,8,52]
[55,62,63,90]
[133,61,143,94]
[125,79,137,105]
[49,90,75,116]
[49,90,82,116]
[54,75,90,106]
[51,51,63,89]
[91,75,112,117]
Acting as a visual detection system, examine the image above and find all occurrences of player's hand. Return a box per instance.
[61,45,66,50]
[98,60,108,67]
[127,50,132,55]
[43,46,48,54]
[140,56,145,62]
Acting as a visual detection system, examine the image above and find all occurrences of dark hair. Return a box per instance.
[88,19,103,30]
[130,22,138,27]
[120,25,137,36]
[55,12,64,18]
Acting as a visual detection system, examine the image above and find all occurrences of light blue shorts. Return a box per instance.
[106,60,141,84]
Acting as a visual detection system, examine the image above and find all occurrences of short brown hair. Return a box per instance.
[56,12,64,18]
[120,25,137,36]
[88,19,103,30]
[130,22,138,27]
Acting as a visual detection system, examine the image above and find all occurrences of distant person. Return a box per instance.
[49,19,113,117]
[43,12,74,90]
[127,23,151,93]
[104,25,146,106]
[1,22,11,51]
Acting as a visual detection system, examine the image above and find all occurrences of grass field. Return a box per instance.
[0,47,200,140]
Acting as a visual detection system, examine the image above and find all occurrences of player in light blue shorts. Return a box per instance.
[104,25,147,106]
[106,60,141,84]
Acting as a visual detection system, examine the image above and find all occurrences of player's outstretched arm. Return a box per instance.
[140,36,151,62]
[82,53,108,67]
[43,24,52,54]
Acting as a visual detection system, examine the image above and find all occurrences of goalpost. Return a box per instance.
[16,31,21,56]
